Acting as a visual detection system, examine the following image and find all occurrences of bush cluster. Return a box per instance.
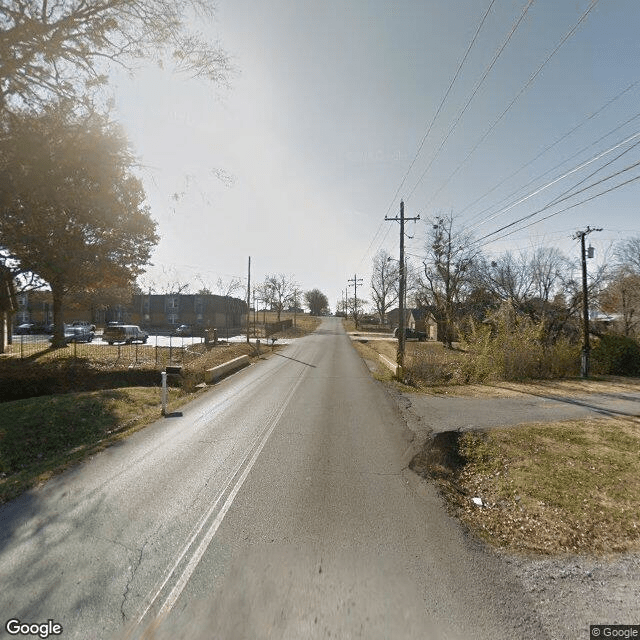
[405,314,580,385]
[591,334,640,376]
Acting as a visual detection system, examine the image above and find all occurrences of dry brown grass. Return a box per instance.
[0,342,276,503]
[411,417,640,555]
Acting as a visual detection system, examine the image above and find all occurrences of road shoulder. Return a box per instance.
[350,339,640,638]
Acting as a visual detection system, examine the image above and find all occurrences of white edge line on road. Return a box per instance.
[136,367,307,626]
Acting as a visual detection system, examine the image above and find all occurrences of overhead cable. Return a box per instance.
[423,0,601,209]
[468,128,640,231]
[459,79,640,221]
[406,0,535,201]
[357,0,496,267]
[477,162,640,244]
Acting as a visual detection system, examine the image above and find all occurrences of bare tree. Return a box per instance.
[615,236,640,274]
[350,294,368,327]
[420,214,480,347]
[155,266,190,294]
[215,275,242,338]
[484,252,535,307]
[263,274,298,322]
[335,297,348,317]
[0,0,232,112]
[370,249,398,324]
[530,247,568,303]
[599,266,640,337]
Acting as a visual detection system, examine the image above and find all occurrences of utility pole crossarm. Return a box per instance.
[348,274,364,328]
[386,200,419,379]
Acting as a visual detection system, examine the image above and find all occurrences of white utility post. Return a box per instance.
[161,371,167,416]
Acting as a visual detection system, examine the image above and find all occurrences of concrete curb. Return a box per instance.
[379,354,397,372]
[204,355,251,384]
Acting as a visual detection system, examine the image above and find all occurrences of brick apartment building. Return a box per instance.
[13,291,248,333]
[131,293,247,332]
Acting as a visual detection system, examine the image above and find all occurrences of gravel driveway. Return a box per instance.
[403,390,640,434]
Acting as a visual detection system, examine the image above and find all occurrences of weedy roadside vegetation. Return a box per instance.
[406,316,580,386]
[410,418,640,555]
[349,318,640,554]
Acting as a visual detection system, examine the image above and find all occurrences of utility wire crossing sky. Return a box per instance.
[111,0,640,308]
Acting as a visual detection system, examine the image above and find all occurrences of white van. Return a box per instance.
[102,324,148,345]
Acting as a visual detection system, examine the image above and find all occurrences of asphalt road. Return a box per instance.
[1,317,549,640]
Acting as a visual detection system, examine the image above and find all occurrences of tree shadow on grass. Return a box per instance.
[0,389,136,506]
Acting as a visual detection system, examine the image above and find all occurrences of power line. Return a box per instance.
[357,0,496,268]
[401,163,640,281]
[458,79,640,221]
[423,0,601,210]
[480,169,640,246]
[468,128,640,232]
[406,0,535,202]
[465,109,640,228]
[546,136,640,208]
[387,0,496,212]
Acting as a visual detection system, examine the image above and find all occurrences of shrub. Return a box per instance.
[405,346,461,385]
[459,315,580,383]
[591,334,640,376]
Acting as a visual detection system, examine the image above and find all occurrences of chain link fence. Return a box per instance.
[5,332,208,367]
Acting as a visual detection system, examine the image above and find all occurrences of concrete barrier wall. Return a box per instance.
[379,354,397,372]
[205,355,251,383]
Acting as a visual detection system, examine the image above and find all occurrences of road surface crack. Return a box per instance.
[121,540,148,622]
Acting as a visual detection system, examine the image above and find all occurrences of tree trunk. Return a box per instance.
[0,311,6,354]
[50,282,66,348]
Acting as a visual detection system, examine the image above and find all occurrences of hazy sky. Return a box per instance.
[111,0,640,310]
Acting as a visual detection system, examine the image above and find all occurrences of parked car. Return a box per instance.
[174,324,192,336]
[14,323,36,335]
[49,325,95,344]
[102,324,148,345]
[70,320,96,332]
[393,327,427,341]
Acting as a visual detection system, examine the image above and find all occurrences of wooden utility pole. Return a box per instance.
[573,227,601,377]
[386,200,419,379]
[348,274,363,328]
[246,256,251,344]
[253,288,256,337]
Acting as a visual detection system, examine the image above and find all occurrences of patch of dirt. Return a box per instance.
[406,424,640,638]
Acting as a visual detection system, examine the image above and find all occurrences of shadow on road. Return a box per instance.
[491,384,640,423]
[274,353,317,368]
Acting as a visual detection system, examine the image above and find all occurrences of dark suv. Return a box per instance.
[393,327,427,341]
